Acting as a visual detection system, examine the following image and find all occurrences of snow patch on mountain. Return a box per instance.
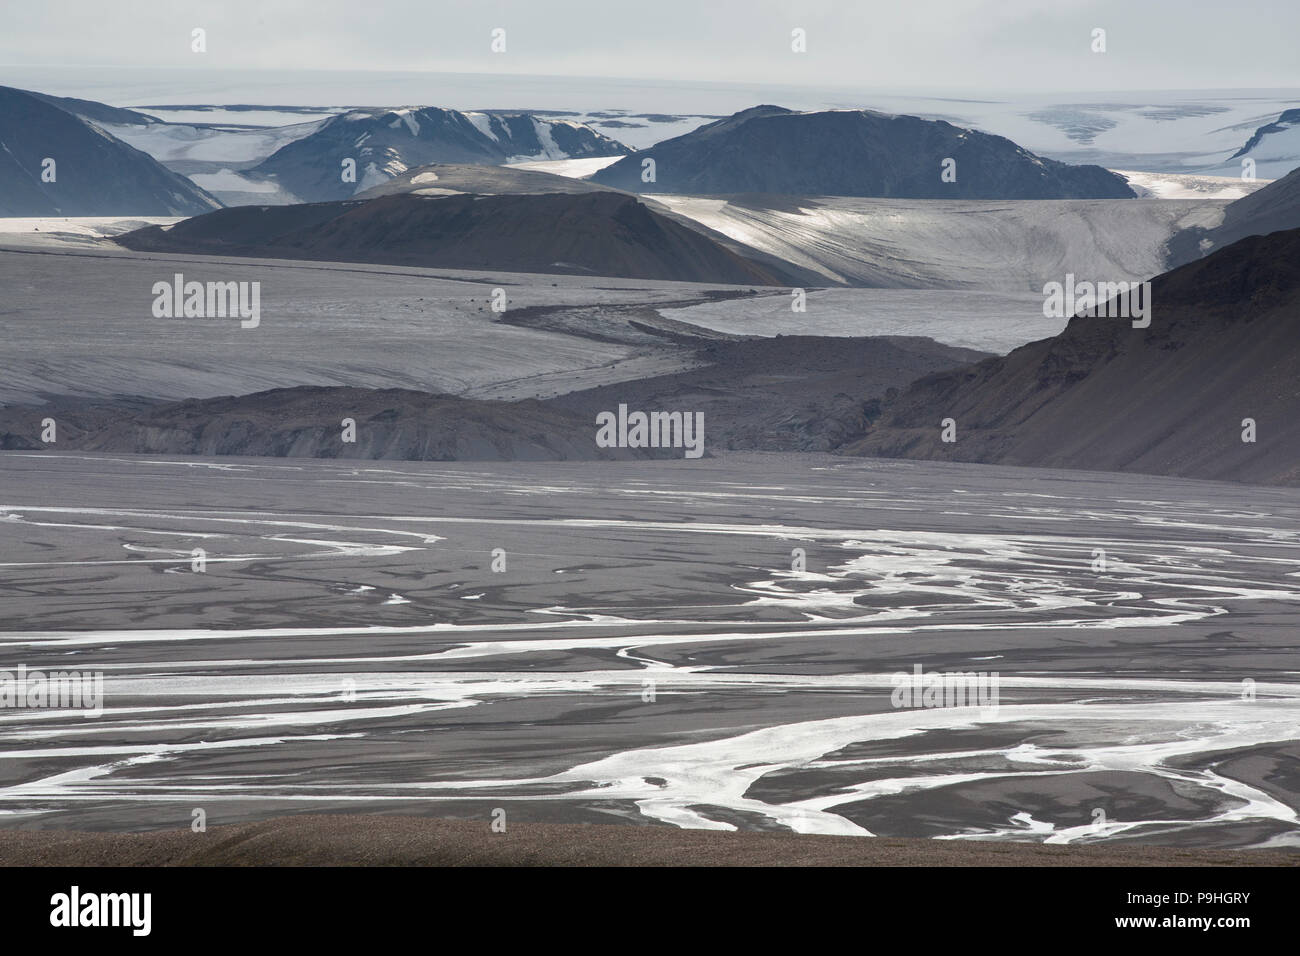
[529,117,564,159]
[506,156,624,178]
[359,158,408,190]
[464,112,499,142]
[387,108,421,136]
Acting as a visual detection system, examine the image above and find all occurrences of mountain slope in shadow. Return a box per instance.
[0,85,220,216]
[842,227,1300,485]
[1166,165,1300,267]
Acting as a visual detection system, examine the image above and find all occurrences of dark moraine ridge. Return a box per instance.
[0,334,986,460]
[842,227,1300,485]
[547,335,990,452]
[115,191,792,285]
[0,387,661,462]
[591,105,1136,199]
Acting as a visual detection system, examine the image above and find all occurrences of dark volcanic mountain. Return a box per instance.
[249,107,629,202]
[842,228,1300,485]
[116,190,794,284]
[1166,165,1300,267]
[0,85,220,216]
[591,105,1135,199]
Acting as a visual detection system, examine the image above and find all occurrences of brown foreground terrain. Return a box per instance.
[2,815,1297,867]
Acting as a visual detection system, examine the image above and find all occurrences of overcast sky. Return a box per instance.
[3,0,1297,91]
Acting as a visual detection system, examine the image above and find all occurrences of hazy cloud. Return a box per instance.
[1,0,1297,90]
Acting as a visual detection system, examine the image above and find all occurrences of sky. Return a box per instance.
[2,0,1298,92]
